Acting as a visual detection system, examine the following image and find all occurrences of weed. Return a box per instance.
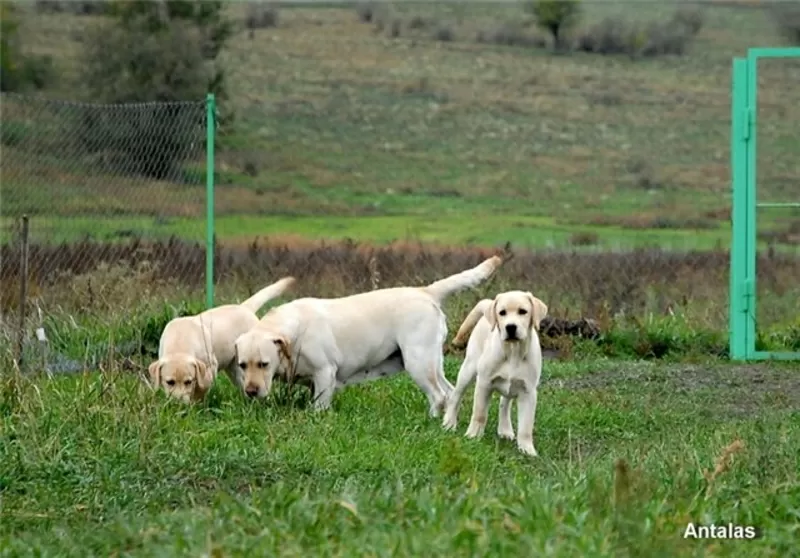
[356,1,378,23]
[769,3,800,45]
[433,23,456,42]
[245,2,279,32]
[576,10,701,58]
[476,23,546,48]
[407,14,429,31]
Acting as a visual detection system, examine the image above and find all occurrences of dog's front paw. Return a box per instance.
[442,412,458,431]
[518,442,538,457]
[465,422,485,439]
[497,427,515,440]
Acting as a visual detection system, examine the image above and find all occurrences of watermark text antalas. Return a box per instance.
[684,522,761,540]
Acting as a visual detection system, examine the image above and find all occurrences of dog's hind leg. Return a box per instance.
[435,349,454,397]
[442,357,477,431]
[401,345,449,418]
[398,310,451,418]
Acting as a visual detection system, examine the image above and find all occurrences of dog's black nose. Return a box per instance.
[245,385,259,398]
[505,324,517,337]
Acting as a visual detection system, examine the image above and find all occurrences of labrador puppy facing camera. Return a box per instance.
[148,277,295,403]
[442,291,548,456]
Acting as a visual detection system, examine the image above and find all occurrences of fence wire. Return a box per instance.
[1,93,207,289]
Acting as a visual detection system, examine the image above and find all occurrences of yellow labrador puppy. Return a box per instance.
[233,256,504,416]
[442,291,548,456]
[148,276,295,403]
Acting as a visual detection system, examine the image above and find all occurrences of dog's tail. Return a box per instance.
[422,255,503,304]
[240,276,296,314]
[451,299,492,349]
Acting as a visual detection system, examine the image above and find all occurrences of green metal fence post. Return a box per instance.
[206,93,216,310]
[729,58,749,361]
[744,53,759,359]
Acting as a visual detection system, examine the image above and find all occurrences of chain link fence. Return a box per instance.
[2,1,800,357]
[1,94,209,299]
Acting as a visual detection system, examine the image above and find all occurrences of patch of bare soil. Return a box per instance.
[559,362,800,417]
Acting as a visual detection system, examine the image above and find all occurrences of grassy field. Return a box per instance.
[1,357,798,556]
[3,0,800,250]
[1,213,736,250]
[0,239,798,555]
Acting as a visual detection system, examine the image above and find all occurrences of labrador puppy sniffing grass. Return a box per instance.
[148,277,295,403]
[443,291,548,456]
[233,255,504,416]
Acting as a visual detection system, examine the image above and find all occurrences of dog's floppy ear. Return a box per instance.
[193,359,213,392]
[147,360,162,388]
[526,292,548,331]
[484,297,499,330]
[272,335,291,361]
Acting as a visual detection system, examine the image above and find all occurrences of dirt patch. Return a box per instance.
[558,362,800,417]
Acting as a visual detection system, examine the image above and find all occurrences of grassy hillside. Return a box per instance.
[3,1,800,250]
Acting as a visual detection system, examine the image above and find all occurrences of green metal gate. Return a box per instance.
[729,47,800,361]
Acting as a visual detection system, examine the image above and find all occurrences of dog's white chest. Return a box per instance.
[488,360,530,398]
[490,376,527,398]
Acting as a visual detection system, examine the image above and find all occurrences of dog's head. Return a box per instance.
[148,354,212,403]
[234,329,291,399]
[485,290,548,343]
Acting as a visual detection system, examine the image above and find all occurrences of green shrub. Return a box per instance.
[407,15,428,30]
[576,11,700,58]
[356,2,378,23]
[0,3,22,92]
[0,3,57,93]
[245,2,279,32]
[596,314,727,360]
[575,17,634,55]
[0,121,32,148]
[78,1,232,180]
[476,23,547,48]
[769,3,800,45]
[433,23,456,42]
[524,0,582,50]
[35,1,111,15]
[670,6,704,37]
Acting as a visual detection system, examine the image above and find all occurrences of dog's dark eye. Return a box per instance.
[238,362,247,370]
[257,361,269,369]
[166,379,175,387]
[184,379,193,386]
[519,309,528,315]
[498,309,507,316]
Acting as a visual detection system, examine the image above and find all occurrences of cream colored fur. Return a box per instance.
[233,256,504,415]
[148,277,295,403]
[442,291,548,456]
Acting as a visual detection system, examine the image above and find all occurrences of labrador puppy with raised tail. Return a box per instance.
[442,291,548,456]
[233,255,504,416]
[148,277,296,403]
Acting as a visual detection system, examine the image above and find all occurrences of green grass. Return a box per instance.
[1,358,798,556]
[4,1,800,250]
[1,213,736,250]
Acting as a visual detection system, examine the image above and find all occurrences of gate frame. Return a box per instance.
[729,47,800,361]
